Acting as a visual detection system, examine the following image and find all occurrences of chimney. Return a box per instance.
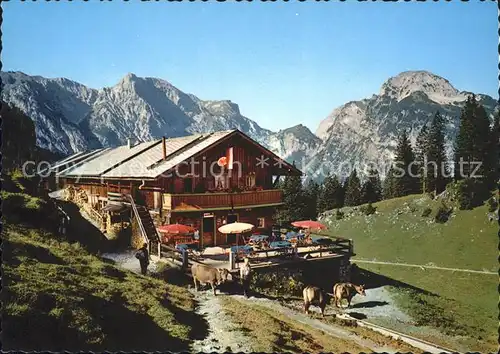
[127,138,132,149]
[162,136,167,160]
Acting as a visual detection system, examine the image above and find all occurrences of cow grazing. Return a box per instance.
[191,263,231,296]
[332,282,366,308]
[303,286,328,317]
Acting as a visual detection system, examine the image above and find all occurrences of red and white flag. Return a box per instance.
[226,147,234,170]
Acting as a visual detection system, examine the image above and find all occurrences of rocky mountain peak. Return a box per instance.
[379,70,461,103]
[1,70,496,182]
[114,72,140,91]
[202,100,241,116]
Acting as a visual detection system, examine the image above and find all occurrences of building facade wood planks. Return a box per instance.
[46,129,302,248]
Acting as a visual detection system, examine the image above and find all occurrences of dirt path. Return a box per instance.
[101,250,160,274]
[352,259,497,275]
[228,294,403,353]
[347,286,413,324]
[103,250,256,351]
[189,290,256,353]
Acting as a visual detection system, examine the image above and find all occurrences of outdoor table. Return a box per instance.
[230,245,254,256]
[175,243,199,251]
[285,231,304,240]
[270,240,292,249]
[249,234,269,242]
[311,235,332,245]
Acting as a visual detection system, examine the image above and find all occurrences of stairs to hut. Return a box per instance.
[125,195,160,255]
[136,205,160,242]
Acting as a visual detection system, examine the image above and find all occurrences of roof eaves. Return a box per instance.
[57,148,112,177]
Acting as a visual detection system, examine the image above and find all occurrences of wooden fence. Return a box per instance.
[157,237,354,273]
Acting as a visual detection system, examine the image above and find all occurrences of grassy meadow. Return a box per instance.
[2,191,206,351]
[319,193,498,351]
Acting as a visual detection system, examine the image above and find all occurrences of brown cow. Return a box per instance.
[191,264,231,296]
[303,286,327,317]
[332,282,366,308]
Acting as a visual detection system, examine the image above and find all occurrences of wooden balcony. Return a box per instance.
[163,189,283,211]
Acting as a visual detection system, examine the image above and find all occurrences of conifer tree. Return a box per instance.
[317,174,343,213]
[427,111,449,195]
[383,166,396,199]
[303,179,319,220]
[276,174,307,224]
[454,95,492,207]
[455,95,479,179]
[472,102,491,181]
[361,168,382,203]
[485,111,500,189]
[316,183,327,214]
[414,124,430,193]
[344,169,362,206]
[393,130,419,197]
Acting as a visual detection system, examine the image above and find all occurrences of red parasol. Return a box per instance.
[291,220,327,231]
[157,223,195,235]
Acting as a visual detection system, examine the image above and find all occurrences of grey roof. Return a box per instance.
[50,149,107,173]
[102,134,203,178]
[143,130,234,178]
[53,151,85,167]
[56,130,236,179]
[59,141,159,177]
[102,130,235,178]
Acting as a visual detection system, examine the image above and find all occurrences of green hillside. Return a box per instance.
[2,192,205,351]
[321,194,497,270]
[319,193,498,351]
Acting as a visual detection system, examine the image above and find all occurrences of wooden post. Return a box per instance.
[182,249,189,270]
[229,250,235,270]
[349,239,354,255]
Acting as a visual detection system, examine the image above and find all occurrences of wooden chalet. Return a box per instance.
[47,129,302,248]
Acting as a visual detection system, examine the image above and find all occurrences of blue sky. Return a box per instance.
[3,1,498,132]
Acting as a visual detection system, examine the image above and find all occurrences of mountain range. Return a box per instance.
[1,70,497,180]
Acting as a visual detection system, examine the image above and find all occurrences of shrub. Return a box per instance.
[335,209,344,220]
[434,202,452,223]
[9,168,39,194]
[360,203,376,215]
[1,191,59,230]
[250,268,306,297]
[455,179,474,210]
[487,197,498,212]
[421,208,432,218]
[455,179,490,210]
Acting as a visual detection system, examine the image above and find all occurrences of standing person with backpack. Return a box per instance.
[135,243,150,275]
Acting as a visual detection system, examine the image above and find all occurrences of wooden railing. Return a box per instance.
[126,194,149,245]
[163,189,283,210]
[232,237,354,268]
